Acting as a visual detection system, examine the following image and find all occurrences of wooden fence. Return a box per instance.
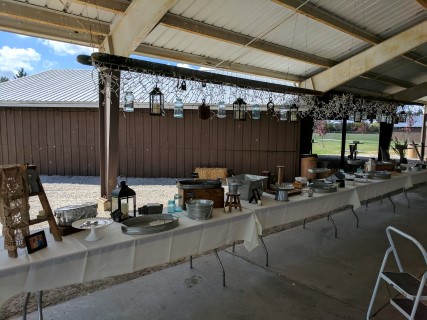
[0,107,301,180]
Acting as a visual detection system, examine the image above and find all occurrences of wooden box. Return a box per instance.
[178,187,224,210]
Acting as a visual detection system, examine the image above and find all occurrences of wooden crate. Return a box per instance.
[178,187,224,210]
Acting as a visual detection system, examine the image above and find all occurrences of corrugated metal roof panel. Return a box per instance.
[309,0,427,39]
[370,58,427,85]
[345,77,402,95]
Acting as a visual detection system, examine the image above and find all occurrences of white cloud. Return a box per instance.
[15,34,30,39]
[0,46,41,76]
[200,66,214,71]
[41,39,95,56]
[43,59,58,69]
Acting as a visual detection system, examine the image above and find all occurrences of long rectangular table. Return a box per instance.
[0,207,261,308]
[1,170,426,311]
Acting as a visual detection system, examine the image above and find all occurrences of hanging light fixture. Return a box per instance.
[251,104,261,120]
[267,97,275,114]
[149,86,164,116]
[198,99,211,120]
[279,104,288,121]
[290,104,298,122]
[354,110,362,122]
[174,97,184,118]
[393,113,399,124]
[123,91,135,113]
[217,101,226,118]
[398,110,407,122]
[233,98,247,121]
[380,112,387,123]
[180,80,187,91]
[361,99,367,120]
[386,113,393,124]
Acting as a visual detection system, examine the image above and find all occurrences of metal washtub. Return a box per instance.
[186,199,214,220]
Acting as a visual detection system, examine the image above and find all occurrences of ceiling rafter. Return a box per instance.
[272,0,427,67]
[416,0,427,9]
[135,44,304,82]
[70,0,130,14]
[160,13,414,90]
[0,15,104,47]
[300,21,427,92]
[389,81,427,101]
[160,12,334,68]
[101,0,177,56]
[0,0,109,36]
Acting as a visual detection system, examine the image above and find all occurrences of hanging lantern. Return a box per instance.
[149,86,164,116]
[180,80,187,91]
[123,91,135,113]
[348,112,354,121]
[217,101,226,118]
[251,104,261,120]
[376,111,382,122]
[233,98,247,121]
[354,110,362,122]
[361,110,368,121]
[111,178,136,218]
[267,97,275,114]
[386,113,393,124]
[198,99,211,120]
[393,113,399,124]
[279,105,288,121]
[174,98,184,118]
[290,104,298,122]
[398,110,407,123]
[380,112,387,123]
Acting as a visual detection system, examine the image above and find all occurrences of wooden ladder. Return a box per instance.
[1,164,62,257]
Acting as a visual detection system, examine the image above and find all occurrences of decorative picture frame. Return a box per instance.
[25,230,47,254]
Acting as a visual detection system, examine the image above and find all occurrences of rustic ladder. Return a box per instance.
[1,164,62,258]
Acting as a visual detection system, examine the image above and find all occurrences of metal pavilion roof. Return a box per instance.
[0,0,426,104]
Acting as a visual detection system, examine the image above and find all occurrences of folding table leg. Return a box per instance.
[23,292,31,320]
[328,212,338,238]
[259,235,269,266]
[214,249,225,287]
[387,193,396,213]
[350,206,359,228]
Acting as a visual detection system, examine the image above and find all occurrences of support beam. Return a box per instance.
[273,0,427,67]
[300,21,427,92]
[362,72,413,89]
[77,53,321,95]
[416,0,427,8]
[160,13,334,68]
[135,44,304,82]
[99,70,121,198]
[71,0,129,14]
[0,0,109,36]
[101,0,176,56]
[389,82,427,102]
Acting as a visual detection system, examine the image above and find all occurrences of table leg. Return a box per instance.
[327,212,338,238]
[190,255,193,269]
[259,235,269,267]
[387,193,396,213]
[23,292,31,320]
[404,187,410,208]
[350,205,359,228]
[214,249,225,287]
[36,291,43,320]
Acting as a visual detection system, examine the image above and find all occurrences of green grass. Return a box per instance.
[312,133,379,156]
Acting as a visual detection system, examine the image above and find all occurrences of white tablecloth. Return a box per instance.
[0,208,261,308]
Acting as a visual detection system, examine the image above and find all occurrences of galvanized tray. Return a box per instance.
[121,214,179,235]
[309,182,337,193]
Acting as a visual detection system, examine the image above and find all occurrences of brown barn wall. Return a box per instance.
[0,107,300,180]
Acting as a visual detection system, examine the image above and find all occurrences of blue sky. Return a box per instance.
[0,31,187,80]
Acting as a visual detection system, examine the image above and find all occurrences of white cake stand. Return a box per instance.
[72,218,113,241]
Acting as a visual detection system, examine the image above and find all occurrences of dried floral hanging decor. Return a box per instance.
[0,164,30,256]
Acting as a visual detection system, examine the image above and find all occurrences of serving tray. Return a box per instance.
[121,214,179,235]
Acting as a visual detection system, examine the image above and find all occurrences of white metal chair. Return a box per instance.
[366,226,427,319]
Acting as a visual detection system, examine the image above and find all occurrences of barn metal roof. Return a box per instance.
[0,0,426,103]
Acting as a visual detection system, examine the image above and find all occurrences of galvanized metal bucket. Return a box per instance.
[186,199,214,220]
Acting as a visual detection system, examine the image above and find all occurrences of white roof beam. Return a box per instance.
[0,0,109,36]
[273,0,427,67]
[101,0,177,56]
[389,82,427,102]
[300,21,427,92]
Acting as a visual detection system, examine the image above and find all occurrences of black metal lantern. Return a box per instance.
[290,104,298,122]
[149,86,165,116]
[111,179,136,218]
[233,98,247,121]
[393,113,399,124]
[267,97,275,113]
[398,110,407,123]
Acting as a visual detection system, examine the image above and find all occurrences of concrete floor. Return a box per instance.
[11,184,427,320]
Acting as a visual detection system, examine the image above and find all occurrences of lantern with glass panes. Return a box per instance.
[279,104,289,121]
[233,98,247,121]
[174,98,184,118]
[217,101,227,118]
[123,91,135,113]
[149,86,164,116]
[251,104,261,120]
[398,110,407,123]
[111,178,136,218]
[290,104,299,122]
[354,109,362,122]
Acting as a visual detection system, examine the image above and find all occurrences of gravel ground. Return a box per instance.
[12,176,182,234]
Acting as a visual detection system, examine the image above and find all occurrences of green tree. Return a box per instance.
[0,76,8,82]
[14,68,28,79]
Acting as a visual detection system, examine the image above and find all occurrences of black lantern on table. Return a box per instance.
[149,86,165,116]
[233,98,247,121]
[290,104,298,122]
[111,179,136,218]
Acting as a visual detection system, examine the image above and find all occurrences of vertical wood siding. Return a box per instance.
[0,108,301,180]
